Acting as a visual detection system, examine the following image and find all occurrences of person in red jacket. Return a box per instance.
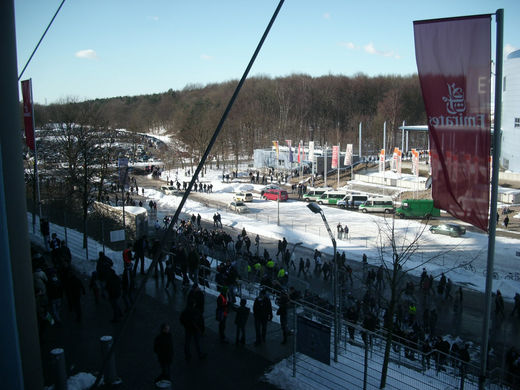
[122,244,133,267]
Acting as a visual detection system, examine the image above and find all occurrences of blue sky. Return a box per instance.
[14,0,520,104]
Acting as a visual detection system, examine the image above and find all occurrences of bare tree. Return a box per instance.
[369,216,477,389]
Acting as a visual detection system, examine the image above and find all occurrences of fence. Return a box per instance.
[27,205,519,389]
[166,237,519,390]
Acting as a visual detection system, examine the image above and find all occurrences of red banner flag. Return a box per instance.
[21,79,36,151]
[331,145,339,168]
[414,15,491,231]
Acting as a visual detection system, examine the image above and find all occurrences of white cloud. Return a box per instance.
[339,41,356,50]
[323,12,331,19]
[364,42,377,55]
[75,49,98,60]
[147,16,159,21]
[200,54,213,61]
[363,42,399,59]
[504,44,517,56]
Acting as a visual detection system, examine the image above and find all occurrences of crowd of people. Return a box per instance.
[33,205,520,386]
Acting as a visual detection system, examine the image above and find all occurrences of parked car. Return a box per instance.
[260,184,281,196]
[160,185,177,195]
[262,189,289,201]
[429,223,466,237]
[228,201,249,214]
[233,192,254,202]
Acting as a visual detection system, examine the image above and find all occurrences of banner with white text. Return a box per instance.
[21,79,36,151]
[414,15,491,231]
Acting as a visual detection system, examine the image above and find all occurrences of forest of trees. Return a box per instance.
[31,73,428,163]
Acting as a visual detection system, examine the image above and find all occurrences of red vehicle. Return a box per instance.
[262,189,289,201]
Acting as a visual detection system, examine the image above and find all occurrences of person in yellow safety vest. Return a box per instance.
[408,304,417,324]
[277,268,285,279]
[266,259,275,278]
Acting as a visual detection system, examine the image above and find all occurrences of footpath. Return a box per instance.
[37,248,286,389]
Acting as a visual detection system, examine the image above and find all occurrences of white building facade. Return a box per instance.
[501,49,520,172]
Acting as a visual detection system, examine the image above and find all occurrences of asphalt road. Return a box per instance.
[133,173,520,367]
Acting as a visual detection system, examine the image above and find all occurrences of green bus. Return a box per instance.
[395,199,440,219]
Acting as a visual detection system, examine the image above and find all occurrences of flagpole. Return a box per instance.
[30,80,42,226]
[359,122,362,162]
[480,8,503,387]
[337,142,340,188]
[324,144,327,188]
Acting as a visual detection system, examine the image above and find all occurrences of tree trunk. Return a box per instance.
[82,164,88,249]
[380,267,398,389]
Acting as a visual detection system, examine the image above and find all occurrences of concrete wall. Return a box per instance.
[353,173,427,191]
[93,202,148,241]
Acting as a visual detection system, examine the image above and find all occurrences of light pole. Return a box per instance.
[307,202,338,362]
[277,193,280,226]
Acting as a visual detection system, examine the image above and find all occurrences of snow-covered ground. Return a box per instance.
[145,166,520,300]
[33,164,520,389]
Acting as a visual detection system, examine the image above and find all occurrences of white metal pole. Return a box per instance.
[324,144,327,188]
[401,121,405,153]
[337,142,340,188]
[359,122,362,161]
[383,121,386,154]
[480,9,504,387]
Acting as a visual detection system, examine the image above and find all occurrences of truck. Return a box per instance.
[395,199,440,219]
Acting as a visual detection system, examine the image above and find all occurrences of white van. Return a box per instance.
[337,194,369,209]
[233,192,254,202]
[359,196,394,213]
[317,190,348,205]
[303,187,332,202]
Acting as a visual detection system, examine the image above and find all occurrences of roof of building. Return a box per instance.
[507,49,520,60]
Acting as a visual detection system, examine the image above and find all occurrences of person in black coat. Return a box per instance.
[180,302,206,361]
[234,298,250,345]
[64,270,85,322]
[106,269,122,322]
[187,283,205,315]
[253,289,272,346]
[154,323,174,382]
[276,291,290,344]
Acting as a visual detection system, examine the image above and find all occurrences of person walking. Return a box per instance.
[133,235,148,275]
[47,273,64,324]
[122,244,133,268]
[495,290,505,319]
[153,323,174,383]
[298,257,306,277]
[234,298,250,345]
[337,223,343,240]
[180,302,206,361]
[106,269,123,323]
[253,289,273,346]
[63,270,85,322]
[187,283,205,315]
[121,263,135,313]
[276,290,290,344]
[504,215,510,229]
[216,287,229,343]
